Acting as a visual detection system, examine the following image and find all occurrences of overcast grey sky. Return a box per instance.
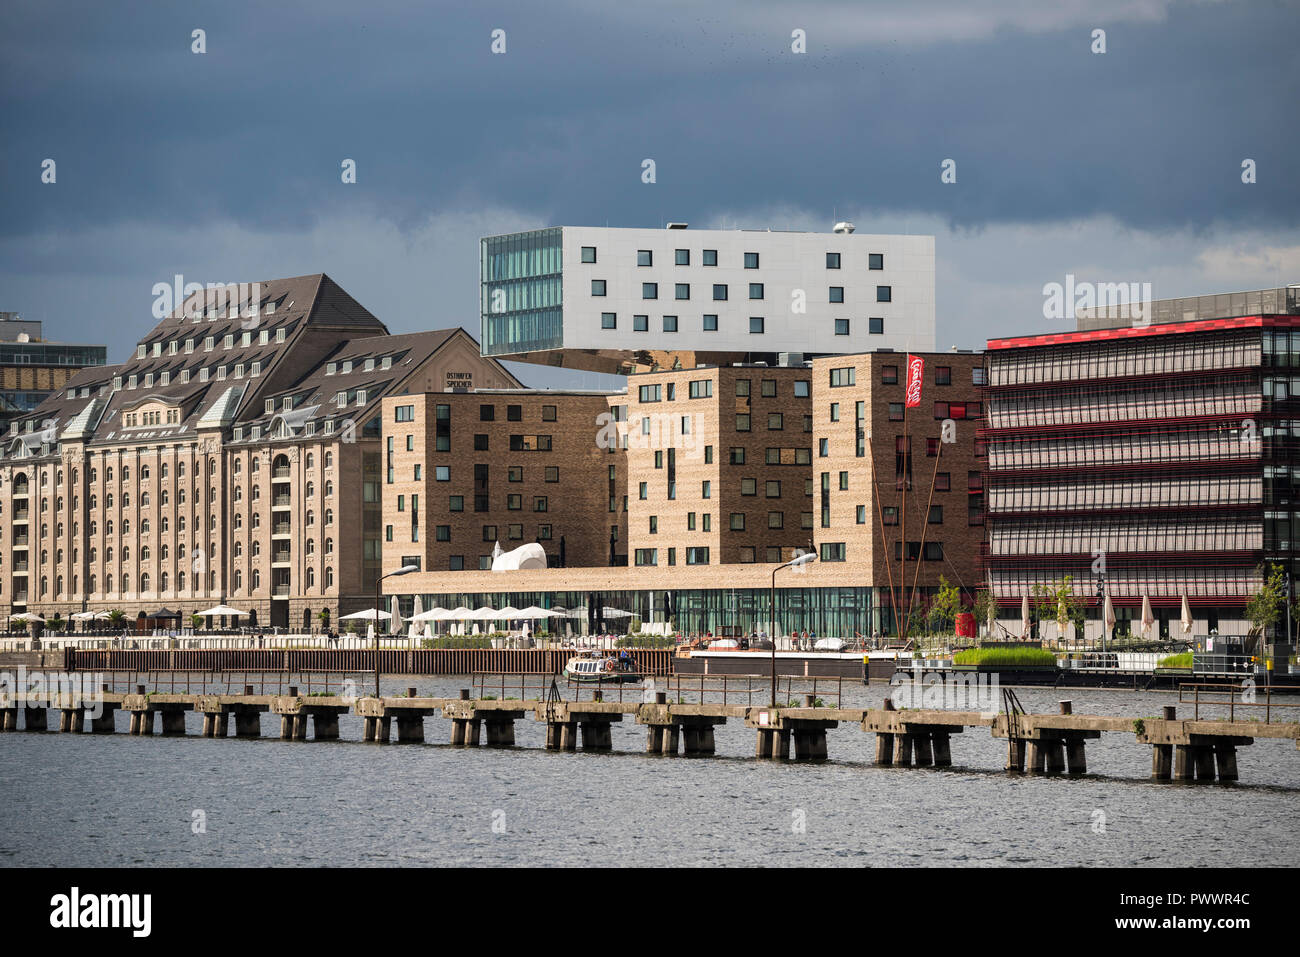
[1,0,1296,389]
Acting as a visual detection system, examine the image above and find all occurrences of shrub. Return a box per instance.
[952,647,1057,667]
[1157,652,1193,669]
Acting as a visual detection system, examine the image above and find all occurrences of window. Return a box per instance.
[877,285,892,302]
[793,380,809,398]
[642,282,658,299]
[701,480,711,499]
[675,283,690,300]
[542,405,557,422]
[601,312,617,329]
[637,249,653,266]
[701,313,718,332]
[839,471,849,490]
[973,366,989,386]
[395,404,414,422]
[936,366,952,386]
[592,279,607,296]
[633,314,648,332]
[662,315,678,332]
[768,511,784,529]
[712,284,728,301]
[735,378,750,397]
[856,505,867,524]
[449,555,464,571]
[819,437,829,456]
[829,367,855,387]
[883,507,898,525]
[826,252,841,269]
[767,412,783,430]
[936,472,951,492]
[736,413,751,432]
[741,478,757,496]
[869,253,884,270]
[869,317,884,335]
[820,542,847,562]
[934,402,949,419]
[689,379,712,399]
[835,318,850,335]
[675,248,690,265]
[480,404,495,421]
[686,547,709,565]
[744,252,759,269]
[829,286,844,303]
[703,249,717,266]
[749,317,764,334]
[749,283,764,300]
[435,466,450,481]
[450,495,464,511]
[581,246,596,263]
[729,513,746,530]
[635,549,658,566]
[889,402,904,421]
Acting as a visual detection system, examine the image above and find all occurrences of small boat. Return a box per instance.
[562,652,641,683]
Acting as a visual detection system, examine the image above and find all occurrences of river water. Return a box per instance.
[2,675,1297,867]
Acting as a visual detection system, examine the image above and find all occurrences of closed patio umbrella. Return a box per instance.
[1141,595,1155,641]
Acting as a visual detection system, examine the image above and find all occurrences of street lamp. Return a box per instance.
[374,565,420,698]
[771,551,817,706]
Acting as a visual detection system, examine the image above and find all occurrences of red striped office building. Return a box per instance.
[979,287,1300,640]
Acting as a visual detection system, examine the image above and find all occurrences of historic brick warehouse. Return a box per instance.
[0,274,521,631]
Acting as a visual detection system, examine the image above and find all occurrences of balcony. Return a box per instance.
[272,549,291,565]
[12,561,28,573]
[13,506,29,522]
[273,466,291,479]
[12,535,28,548]
[272,522,292,537]
[272,585,291,597]
[272,494,292,508]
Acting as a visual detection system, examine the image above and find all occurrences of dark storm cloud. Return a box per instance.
[1,0,1295,236]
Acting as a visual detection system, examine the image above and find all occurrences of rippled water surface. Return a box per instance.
[2,676,1298,867]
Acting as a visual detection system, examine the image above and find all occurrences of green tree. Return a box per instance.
[972,587,997,634]
[925,576,963,634]
[1031,576,1085,640]
[106,609,126,629]
[1247,562,1286,638]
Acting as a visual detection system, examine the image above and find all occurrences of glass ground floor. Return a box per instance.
[390,585,935,638]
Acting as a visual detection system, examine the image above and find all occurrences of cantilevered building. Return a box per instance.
[480,224,935,374]
[980,286,1300,640]
[0,274,520,630]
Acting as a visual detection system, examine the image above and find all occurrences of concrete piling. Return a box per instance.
[161,711,186,736]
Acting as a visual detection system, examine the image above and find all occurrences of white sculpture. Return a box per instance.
[491,542,548,572]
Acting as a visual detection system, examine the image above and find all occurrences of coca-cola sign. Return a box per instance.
[905,354,924,407]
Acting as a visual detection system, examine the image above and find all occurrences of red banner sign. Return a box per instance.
[905,354,924,407]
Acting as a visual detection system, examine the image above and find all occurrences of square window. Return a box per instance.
[826,252,841,269]
[637,249,653,266]
[713,284,728,301]
[794,380,809,397]
[936,366,952,386]
[601,312,617,329]
[835,318,850,336]
[663,315,678,332]
[876,285,892,302]
[829,286,844,303]
[744,252,759,269]
[703,314,718,331]
[869,317,884,335]
[435,466,450,481]
[480,404,495,421]
[675,283,690,300]
[675,248,690,265]
[882,365,898,384]
[581,246,596,263]
[703,249,717,266]
[591,279,606,296]
[869,253,884,270]
[642,282,658,299]
[889,403,904,421]
[749,317,764,334]
[633,314,648,332]
[749,283,764,299]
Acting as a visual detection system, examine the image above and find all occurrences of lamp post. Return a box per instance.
[374,565,420,698]
[771,551,817,706]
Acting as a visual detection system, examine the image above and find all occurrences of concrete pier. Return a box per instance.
[444,695,528,748]
[271,691,351,742]
[635,697,728,755]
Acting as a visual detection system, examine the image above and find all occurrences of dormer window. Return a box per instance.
[204,336,214,351]
[336,391,347,407]
[326,363,337,375]
[241,332,251,347]
[180,369,190,383]
[356,389,367,407]
[233,427,243,441]
[342,361,353,374]
[259,330,269,345]
[216,367,227,381]
[112,376,122,392]
[275,328,285,343]
[153,342,162,357]
[159,371,170,386]
[324,420,335,434]
[234,363,244,378]
[137,345,147,359]
[250,361,260,377]
[265,399,275,414]
[381,357,392,370]
[128,375,137,389]
[200,368,209,382]
[144,373,154,388]
[169,341,178,355]
[265,300,276,315]
[223,334,233,349]
[364,358,375,372]
[282,397,292,411]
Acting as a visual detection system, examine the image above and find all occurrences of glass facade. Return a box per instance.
[480,228,563,356]
[402,586,878,637]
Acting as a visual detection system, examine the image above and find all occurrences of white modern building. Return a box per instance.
[480,224,935,373]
